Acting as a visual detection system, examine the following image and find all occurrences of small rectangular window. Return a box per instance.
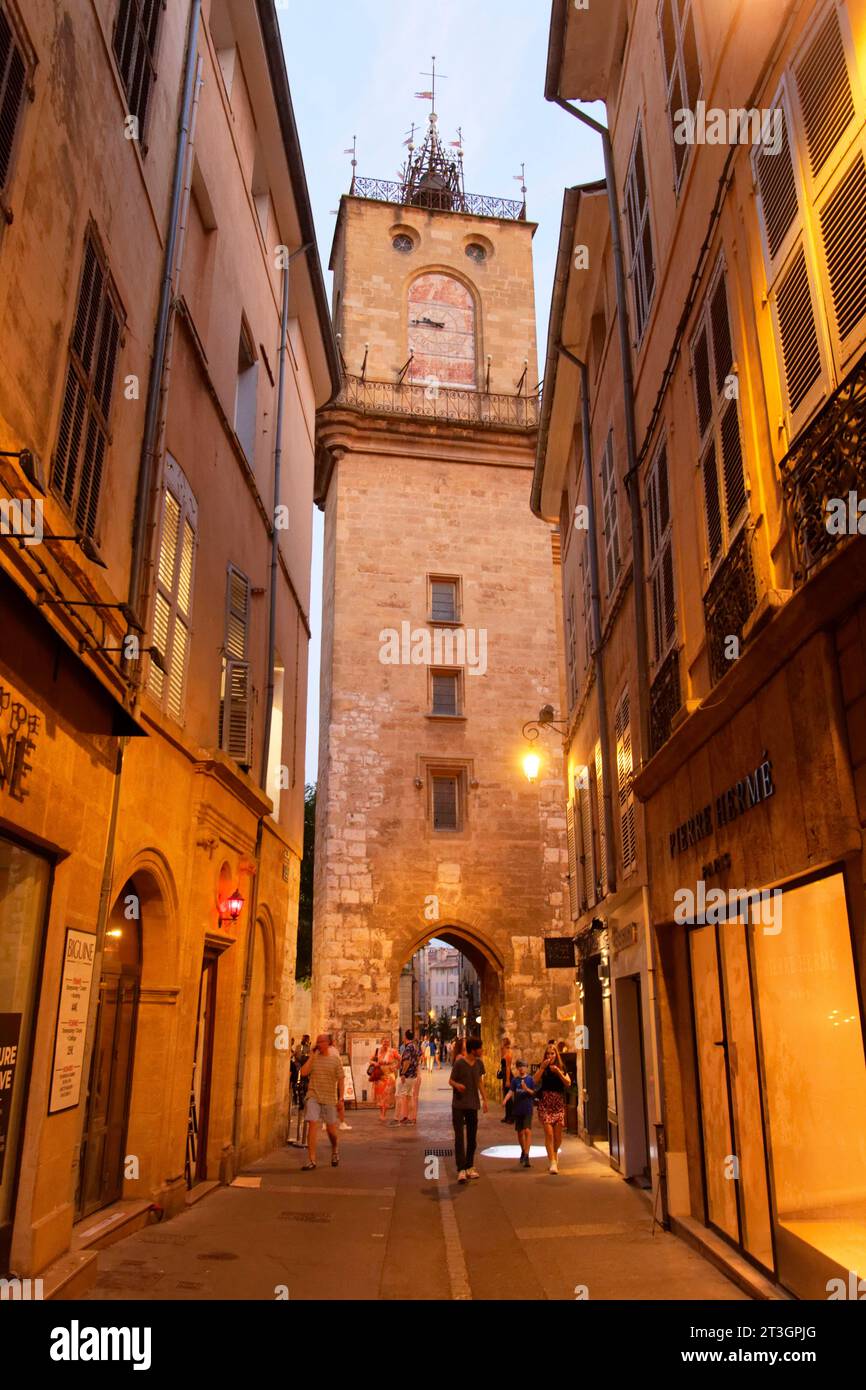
[431,670,460,716]
[112,0,162,148]
[431,773,460,832]
[430,577,459,623]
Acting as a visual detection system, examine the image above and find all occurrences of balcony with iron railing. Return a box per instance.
[649,646,681,758]
[702,524,759,687]
[335,374,540,429]
[350,176,527,222]
[779,348,866,583]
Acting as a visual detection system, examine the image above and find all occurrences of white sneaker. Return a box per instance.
[339,1122,352,1131]
[457,1170,468,1183]
[549,1161,558,1174]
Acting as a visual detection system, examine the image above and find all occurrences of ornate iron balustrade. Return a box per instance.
[650,645,681,757]
[336,375,539,428]
[703,526,758,686]
[779,348,866,581]
[351,176,526,221]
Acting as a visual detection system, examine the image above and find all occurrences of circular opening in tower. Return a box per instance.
[465,242,487,264]
[392,234,414,254]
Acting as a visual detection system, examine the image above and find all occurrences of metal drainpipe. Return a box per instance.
[559,346,617,897]
[552,98,651,770]
[126,0,203,653]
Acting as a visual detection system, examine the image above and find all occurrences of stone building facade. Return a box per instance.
[313,122,572,1080]
[541,0,866,1299]
[0,0,337,1289]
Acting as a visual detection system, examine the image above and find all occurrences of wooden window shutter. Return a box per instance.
[755,107,799,265]
[819,152,866,347]
[112,0,162,145]
[148,457,197,722]
[647,444,675,667]
[691,266,748,567]
[615,690,637,873]
[221,566,251,765]
[0,4,27,195]
[224,660,252,766]
[702,440,723,563]
[581,549,593,669]
[594,739,608,898]
[566,799,579,920]
[794,6,854,181]
[692,326,713,438]
[578,775,595,911]
[51,231,122,539]
[775,246,823,413]
[600,432,620,593]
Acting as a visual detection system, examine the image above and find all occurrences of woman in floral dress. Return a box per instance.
[371,1035,398,1121]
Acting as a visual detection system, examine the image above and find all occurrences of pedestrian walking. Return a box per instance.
[498,1036,514,1124]
[449,1036,487,1182]
[425,1038,434,1073]
[395,1029,420,1124]
[533,1041,570,1174]
[298,1032,344,1171]
[369,1035,398,1121]
[502,1059,536,1166]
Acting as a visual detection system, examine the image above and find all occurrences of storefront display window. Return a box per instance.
[0,834,51,1272]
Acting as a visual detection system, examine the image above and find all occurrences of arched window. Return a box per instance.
[408,274,476,389]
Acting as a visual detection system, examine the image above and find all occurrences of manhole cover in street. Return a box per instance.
[196,1251,239,1261]
[425,1149,453,1158]
[278,1211,332,1223]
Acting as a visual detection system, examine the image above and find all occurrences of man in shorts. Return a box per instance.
[299,1032,344,1169]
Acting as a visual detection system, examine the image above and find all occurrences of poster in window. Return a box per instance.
[0,1013,23,1184]
[48,928,96,1114]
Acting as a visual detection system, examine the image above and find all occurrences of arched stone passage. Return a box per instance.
[394,921,504,1095]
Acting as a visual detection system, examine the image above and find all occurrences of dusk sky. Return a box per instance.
[278,0,605,780]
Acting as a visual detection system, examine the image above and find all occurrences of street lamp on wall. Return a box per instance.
[522,705,569,782]
[218,888,245,926]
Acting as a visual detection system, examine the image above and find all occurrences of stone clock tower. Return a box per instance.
[313,108,570,1066]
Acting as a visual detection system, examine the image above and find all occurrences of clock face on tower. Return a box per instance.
[407,274,476,389]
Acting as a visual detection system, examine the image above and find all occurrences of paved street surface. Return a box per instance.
[83,1071,746,1301]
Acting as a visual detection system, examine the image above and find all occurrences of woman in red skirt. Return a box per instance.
[533,1041,570,1174]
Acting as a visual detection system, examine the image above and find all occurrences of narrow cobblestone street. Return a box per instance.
[82,1072,746,1302]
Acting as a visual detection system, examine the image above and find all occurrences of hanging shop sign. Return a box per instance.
[544,937,576,968]
[0,1013,23,1184]
[0,685,40,803]
[48,928,97,1114]
[668,753,776,859]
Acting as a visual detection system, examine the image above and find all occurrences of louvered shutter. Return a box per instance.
[819,152,866,354]
[755,107,799,266]
[794,6,854,181]
[600,433,621,593]
[566,799,579,920]
[148,457,196,722]
[224,660,252,766]
[691,267,747,567]
[615,691,637,874]
[221,566,251,765]
[647,443,675,666]
[112,0,162,143]
[0,5,26,195]
[594,740,607,899]
[578,776,595,911]
[775,247,823,413]
[51,232,122,538]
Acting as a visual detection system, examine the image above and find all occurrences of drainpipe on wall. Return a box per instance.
[125,0,203,652]
[560,346,617,898]
[551,99,651,770]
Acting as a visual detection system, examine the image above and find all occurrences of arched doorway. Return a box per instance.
[394,923,504,1089]
[78,881,142,1216]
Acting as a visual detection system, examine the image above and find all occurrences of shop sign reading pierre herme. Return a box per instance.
[669,753,775,859]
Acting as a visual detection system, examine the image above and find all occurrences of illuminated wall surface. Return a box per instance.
[752,873,866,1290]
